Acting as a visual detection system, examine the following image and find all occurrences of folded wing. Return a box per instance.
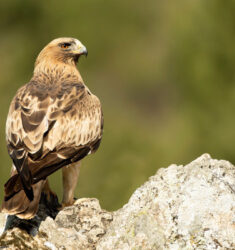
[4,81,103,201]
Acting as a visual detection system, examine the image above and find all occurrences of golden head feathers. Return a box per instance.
[35,37,87,66]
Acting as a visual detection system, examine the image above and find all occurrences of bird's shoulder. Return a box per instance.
[18,79,85,99]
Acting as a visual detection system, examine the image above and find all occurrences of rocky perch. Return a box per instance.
[0,154,235,249]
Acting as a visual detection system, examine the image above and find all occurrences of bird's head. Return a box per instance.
[35,37,88,67]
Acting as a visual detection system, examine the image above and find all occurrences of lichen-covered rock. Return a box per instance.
[0,227,49,250]
[96,154,235,249]
[1,154,235,249]
[39,198,113,250]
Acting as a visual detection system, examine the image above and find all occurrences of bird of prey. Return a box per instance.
[1,37,103,219]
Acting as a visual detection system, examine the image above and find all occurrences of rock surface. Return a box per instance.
[0,227,49,250]
[97,154,235,249]
[39,198,113,250]
[1,154,235,249]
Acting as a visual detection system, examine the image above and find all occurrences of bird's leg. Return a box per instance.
[62,161,81,207]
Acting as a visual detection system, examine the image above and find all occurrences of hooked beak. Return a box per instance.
[73,43,88,57]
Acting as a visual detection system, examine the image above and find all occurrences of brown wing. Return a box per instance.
[5,80,103,200]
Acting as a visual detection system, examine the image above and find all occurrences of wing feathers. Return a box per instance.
[5,80,103,203]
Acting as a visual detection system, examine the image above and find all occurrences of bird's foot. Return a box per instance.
[61,197,77,209]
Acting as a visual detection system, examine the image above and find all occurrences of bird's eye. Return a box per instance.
[60,43,71,49]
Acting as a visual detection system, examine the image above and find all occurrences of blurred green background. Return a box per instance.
[0,0,235,211]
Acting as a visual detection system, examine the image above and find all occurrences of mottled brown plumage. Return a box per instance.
[1,38,103,219]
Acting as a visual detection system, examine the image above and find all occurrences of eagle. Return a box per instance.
[1,38,103,219]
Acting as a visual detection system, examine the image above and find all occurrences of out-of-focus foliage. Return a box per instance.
[0,0,235,210]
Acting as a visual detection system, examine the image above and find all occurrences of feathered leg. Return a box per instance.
[62,161,81,207]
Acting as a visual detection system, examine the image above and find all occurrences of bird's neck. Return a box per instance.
[32,59,84,85]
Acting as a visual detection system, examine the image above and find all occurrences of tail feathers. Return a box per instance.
[1,180,46,219]
[4,173,34,202]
